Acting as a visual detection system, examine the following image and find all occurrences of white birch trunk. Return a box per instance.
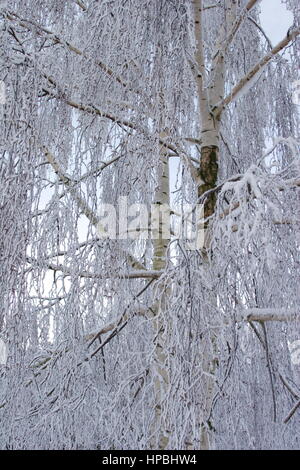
[151,129,171,449]
[193,0,237,449]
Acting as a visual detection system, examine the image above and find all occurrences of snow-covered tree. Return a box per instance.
[0,0,299,449]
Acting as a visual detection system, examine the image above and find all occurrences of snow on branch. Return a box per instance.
[239,308,300,322]
[27,257,163,280]
[41,73,191,162]
[259,137,300,165]
[222,0,261,53]
[210,159,300,251]
[4,9,127,88]
[41,145,148,272]
[28,280,155,376]
[42,85,141,133]
[214,28,300,116]
[247,16,273,50]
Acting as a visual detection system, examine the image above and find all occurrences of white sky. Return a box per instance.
[260,0,294,44]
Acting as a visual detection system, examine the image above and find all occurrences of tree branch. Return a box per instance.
[41,74,189,160]
[4,9,127,88]
[27,258,163,280]
[214,28,300,116]
[41,144,148,272]
[247,16,273,50]
[42,86,140,133]
[73,0,87,11]
[240,308,300,322]
[222,0,260,53]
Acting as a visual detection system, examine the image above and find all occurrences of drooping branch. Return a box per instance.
[29,280,155,374]
[86,278,155,356]
[42,85,141,133]
[41,145,148,272]
[247,16,273,50]
[214,28,300,116]
[4,9,128,89]
[222,0,261,54]
[41,73,193,163]
[42,145,98,225]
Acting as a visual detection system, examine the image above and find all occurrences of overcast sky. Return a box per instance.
[260,0,294,44]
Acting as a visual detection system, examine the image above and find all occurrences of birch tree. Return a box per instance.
[0,0,299,450]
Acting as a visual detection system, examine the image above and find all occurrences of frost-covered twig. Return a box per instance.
[214,28,300,115]
[240,308,300,322]
[247,17,273,50]
[4,9,127,88]
[27,258,163,280]
[221,0,261,54]
[41,144,148,272]
[29,280,155,376]
[42,76,192,162]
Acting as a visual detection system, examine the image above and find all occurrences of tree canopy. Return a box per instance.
[0,0,299,450]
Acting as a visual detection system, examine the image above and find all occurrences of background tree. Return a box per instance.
[0,0,299,450]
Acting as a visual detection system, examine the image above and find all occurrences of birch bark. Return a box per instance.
[193,0,237,449]
[151,123,171,448]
